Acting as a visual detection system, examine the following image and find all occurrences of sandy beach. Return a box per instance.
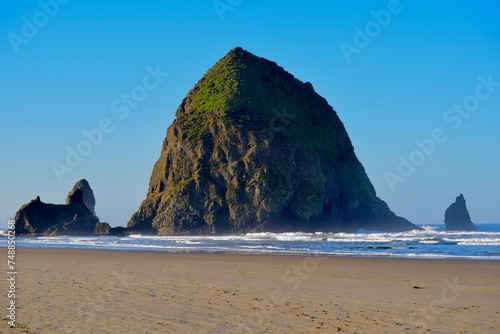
[2,249,499,333]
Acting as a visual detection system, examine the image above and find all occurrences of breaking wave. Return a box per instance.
[2,224,499,260]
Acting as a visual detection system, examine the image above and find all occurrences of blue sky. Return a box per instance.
[1,0,499,228]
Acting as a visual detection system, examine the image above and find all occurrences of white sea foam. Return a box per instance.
[5,224,500,260]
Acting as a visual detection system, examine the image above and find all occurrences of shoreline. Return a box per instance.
[3,248,499,333]
[13,242,500,262]
[11,245,500,261]
[7,223,500,262]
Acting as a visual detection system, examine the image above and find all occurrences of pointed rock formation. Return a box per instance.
[128,47,420,234]
[66,179,97,217]
[444,194,477,231]
[15,180,100,236]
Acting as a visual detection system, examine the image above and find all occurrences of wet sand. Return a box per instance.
[2,249,499,333]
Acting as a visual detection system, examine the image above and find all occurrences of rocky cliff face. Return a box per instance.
[66,179,97,216]
[128,47,419,234]
[15,179,99,236]
[445,194,477,231]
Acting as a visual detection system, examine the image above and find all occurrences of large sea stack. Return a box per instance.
[444,194,477,231]
[128,47,419,234]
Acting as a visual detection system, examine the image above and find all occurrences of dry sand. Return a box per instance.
[2,249,499,333]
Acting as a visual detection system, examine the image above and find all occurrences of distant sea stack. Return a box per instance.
[15,179,101,236]
[128,47,420,234]
[444,194,477,231]
[66,179,97,217]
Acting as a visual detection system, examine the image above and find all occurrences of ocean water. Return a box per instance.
[1,224,500,260]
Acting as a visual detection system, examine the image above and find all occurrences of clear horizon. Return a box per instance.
[1,1,499,229]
